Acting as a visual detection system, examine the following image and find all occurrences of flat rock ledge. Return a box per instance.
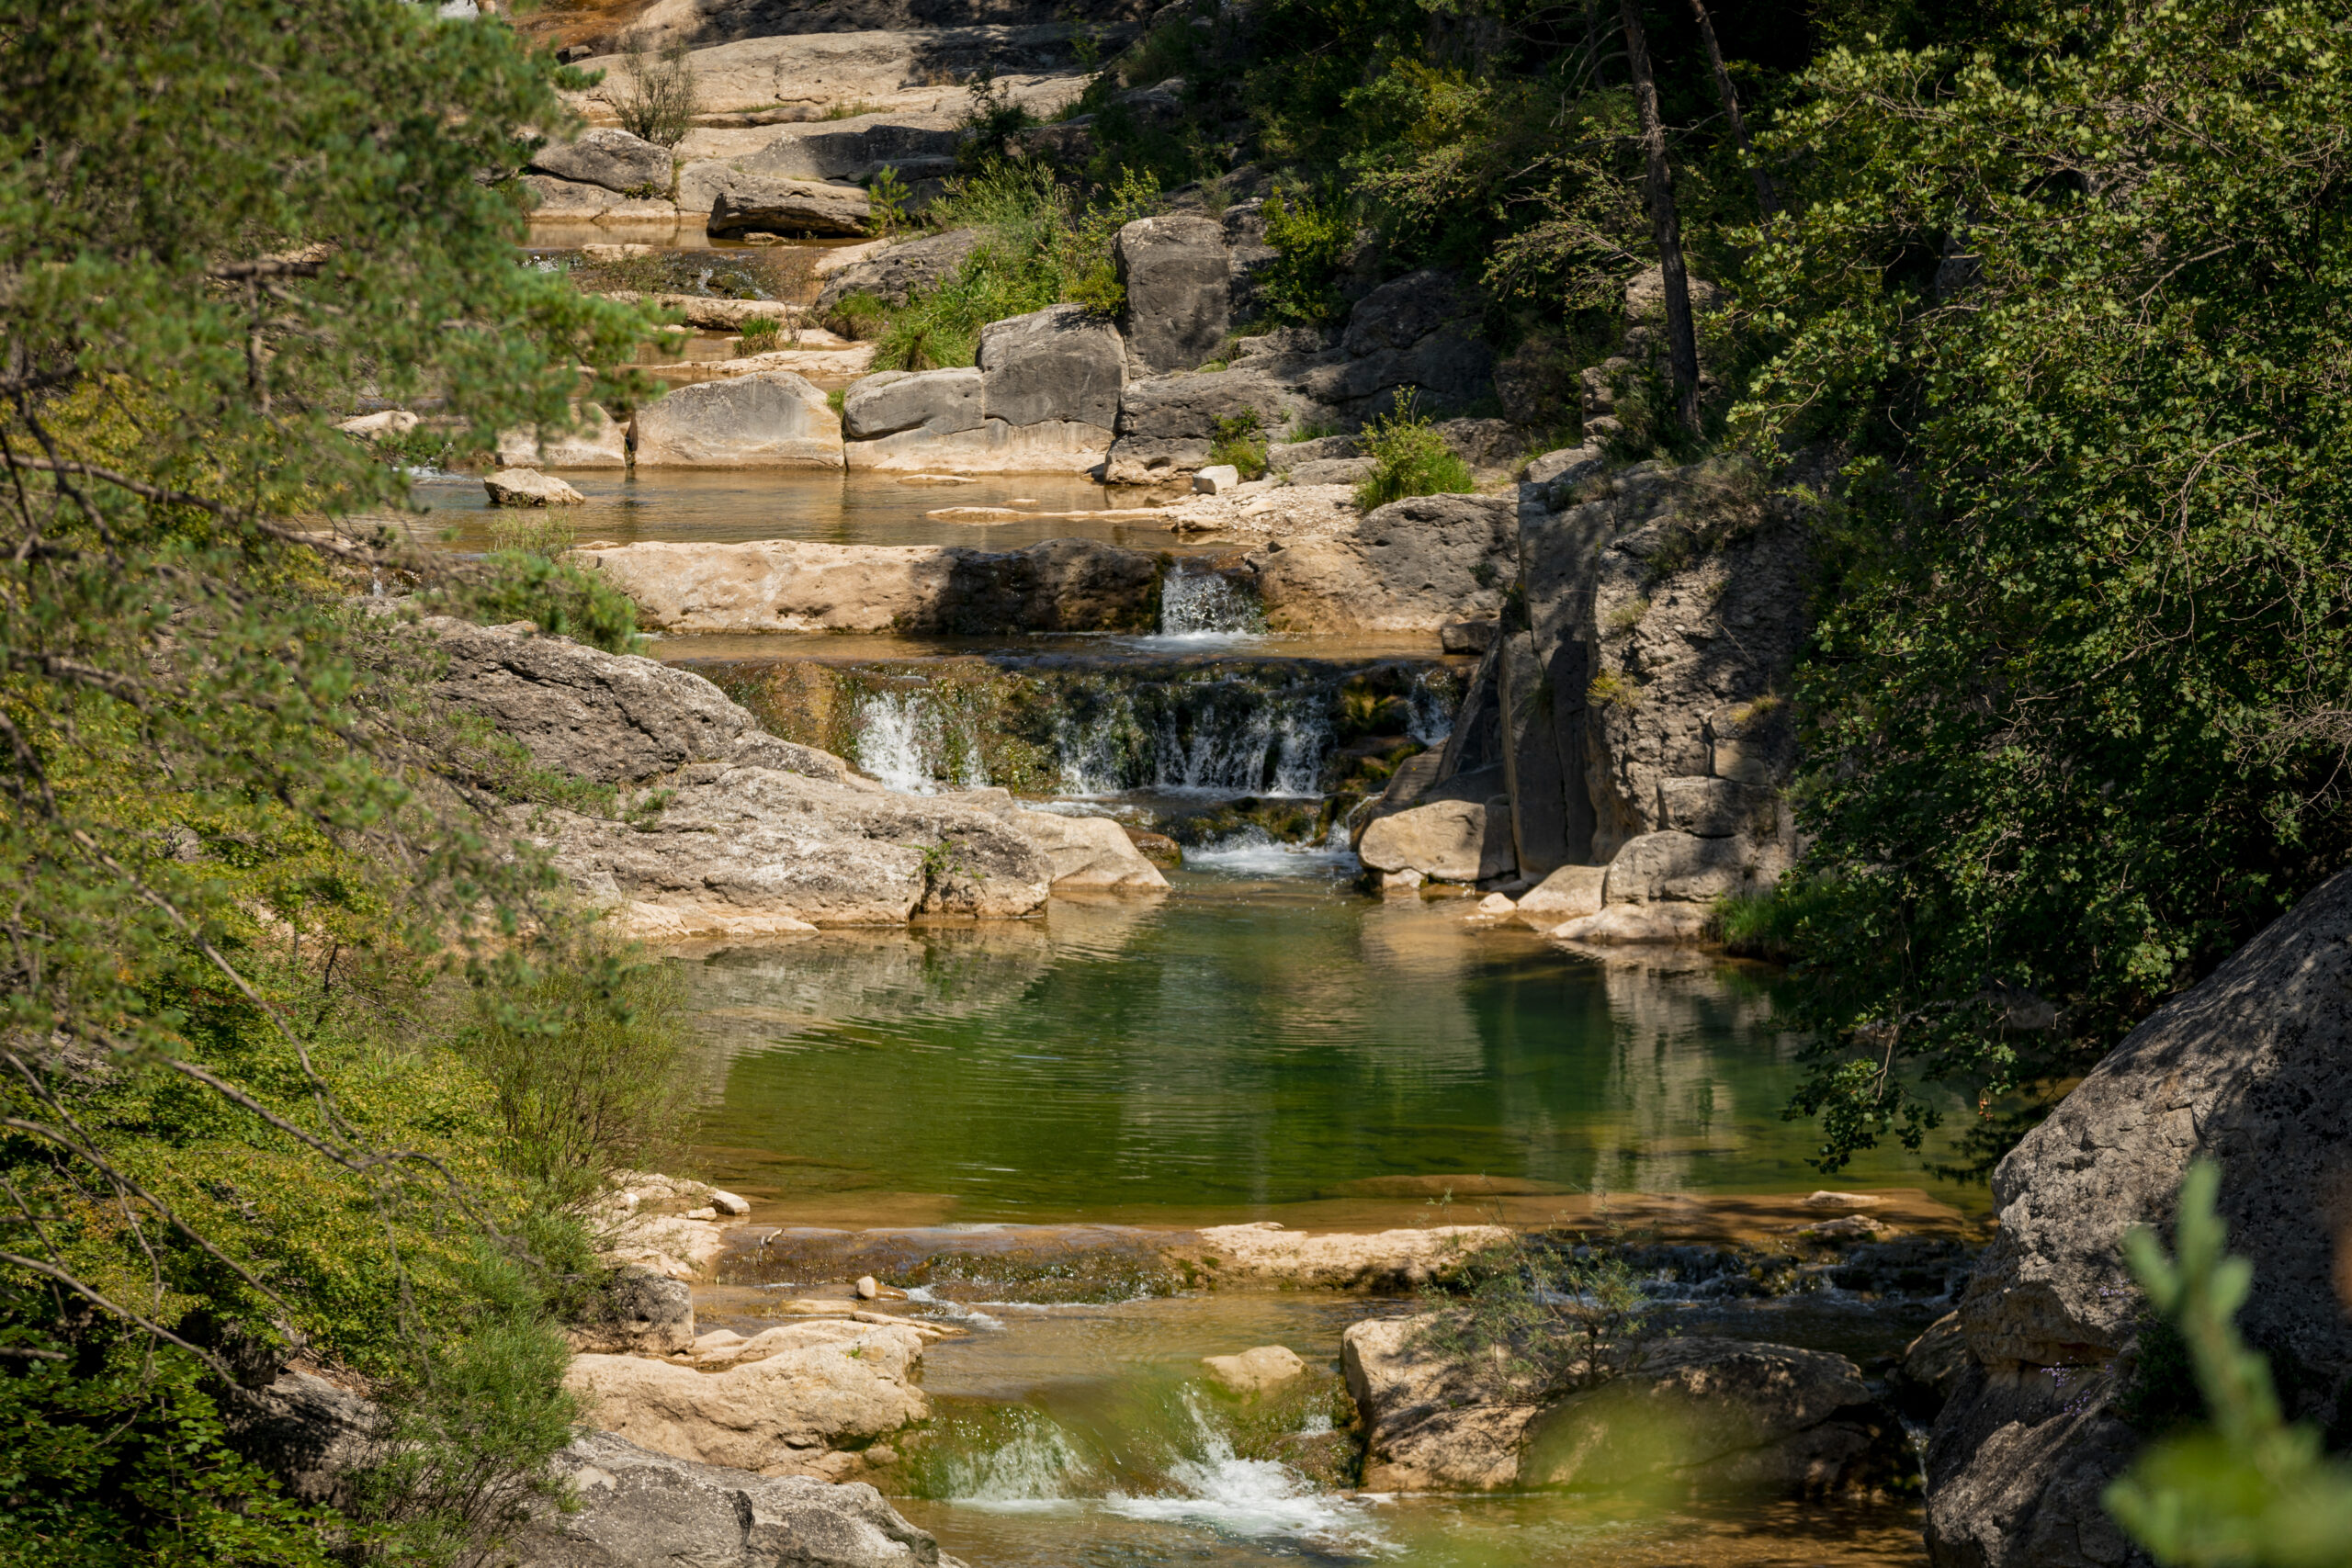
[1181,1223,1511,1290]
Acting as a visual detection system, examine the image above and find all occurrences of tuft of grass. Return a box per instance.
[1354,392,1476,510]
[735,318,781,355]
[1586,671,1641,711]
[1207,410,1268,480]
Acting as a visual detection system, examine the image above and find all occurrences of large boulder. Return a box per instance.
[529,128,673,195]
[1115,214,1231,373]
[633,372,846,468]
[484,468,585,507]
[565,1323,930,1476]
[841,367,983,440]
[978,304,1125,429]
[514,1430,962,1568]
[1003,808,1169,891]
[1356,795,1514,884]
[692,168,873,237]
[575,537,1159,635]
[1924,864,2352,1568]
[738,118,962,185]
[525,175,681,223]
[423,616,853,787]
[1295,268,1494,414]
[1345,1318,1905,1496]
[1250,493,1518,635]
[221,1370,390,1509]
[841,416,1113,474]
[498,403,630,469]
[817,228,985,318]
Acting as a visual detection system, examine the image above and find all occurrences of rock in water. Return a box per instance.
[632,372,845,468]
[702,173,873,237]
[978,304,1126,430]
[1192,463,1240,494]
[1204,1344,1307,1394]
[1357,796,1515,884]
[514,1429,962,1568]
[1926,863,2352,1568]
[497,403,628,469]
[841,367,984,441]
[484,467,586,506]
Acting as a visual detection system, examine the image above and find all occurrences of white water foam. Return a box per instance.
[1406,669,1456,746]
[1182,824,1360,877]
[1055,683,1331,798]
[1103,1393,1389,1553]
[853,691,989,795]
[940,1414,1091,1511]
[1118,562,1266,651]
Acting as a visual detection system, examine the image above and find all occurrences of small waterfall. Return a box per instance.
[1103,1392,1383,1551]
[938,1410,1089,1507]
[853,690,989,795]
[1054,676,1331,798]
[1153,561,1263,641]
[1407,668,1456,746]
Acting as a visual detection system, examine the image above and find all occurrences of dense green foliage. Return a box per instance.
[0,1,684,1561]
[1354,394,1477,507]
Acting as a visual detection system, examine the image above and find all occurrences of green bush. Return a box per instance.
[1207,410,1269,479]
[1353,393,1476,509]
[1411,1233,1655,1403]
[611,42,696,151]
[435,551,646,654]
[1258,186,1355,324]
[736,317,782,355]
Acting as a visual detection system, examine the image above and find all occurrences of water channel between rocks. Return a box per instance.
[449,468,1972,1565]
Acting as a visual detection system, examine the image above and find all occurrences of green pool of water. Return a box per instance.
[688,872,1970,1228]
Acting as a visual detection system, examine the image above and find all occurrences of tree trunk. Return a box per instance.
[1687,0,1778,219]
[1618,0,1701,434]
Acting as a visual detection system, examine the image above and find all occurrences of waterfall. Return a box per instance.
[852,690,989,794]
[1153,561,1263,642]
[1102,1392,1384,1551]
[1406,668,1456,746]
[937,1410,1089,1507]
[1054,675,1331,797]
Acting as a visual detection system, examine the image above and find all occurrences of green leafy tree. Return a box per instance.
[1735,0,2352,1174]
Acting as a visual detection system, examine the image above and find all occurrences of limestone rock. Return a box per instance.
[1102,434,1212,484]
[1357,795,1514,884]
[633,372,845,468]
[842,367,983,440]
[1190,1223,1508,1291]
[424,617,852,787]
[1115,214,1230,373]
[1252,493,1518,635]
[484,467,586,507]
[222,1370,390,1509]
[701,171,873,237]
[529,128,673,196]
[1005,808,1170,891]
[711,1190,752,1216]
[1926,865,2352,1568]
[571,1267,696,1356]
[498,403,630,469]
[1892,1312,1968,1422]
[1193,463,1240,495]
[575,537,1159,635]
[737,118,963,185]
[817,228,984,318]
[525,175,682,223]
[339,409,419,438]
[514,762,1056,930]
[1601,830,1770,907]
[1287,457,1373,485]
[563,1325,930,1474]
[1548,902,1714,945]
[1515,863,1605,926]
[1117,367,1309,443]
[978,304,1126,430]
[1203,1345,1307,1395]
[514,1429,961,1568]
[841,416,1113,474]
[1344,1315,1542,1492]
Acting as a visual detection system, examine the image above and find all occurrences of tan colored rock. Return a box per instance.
[1473,893,1516,916]
[709,1189,752,1216]
[339,409,419,438]
[602,1211,729,1280]
[1191,1223,1508,1291]
[645,345,878,389]
[1549,902,1715,945]
[563,1325,928,1476]
[1007,810,1170,892]
[1514,863,1605,926]
[1357,796,1515,884]
[498,404,629,468]
[842,417,1114,474]
[1252,494,1517,634]
[855,1275,879,1301]
[1203,1345,1307,1395]
[1344,1316,1540,1492]
[484,467,586,507]
[1804,1191,1885,1209]
[633,372,844,468]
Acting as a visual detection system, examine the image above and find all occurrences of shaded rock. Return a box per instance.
[842,367,983,440]
[1252,493,1517,635]
[1357,795,1514,884]
[485,467,585,506]
[1116,366,1304,440]
[1440,619,1498,655]
[1892,1312,1968,1422]
[1203,1344,1307,1395]
[565,1325,929,1475]
[738,118,963,185]
[530,128,673,195]
[571,1266,697,1356]
[498,403,630,468]
[700,171,873,237]
[514,1429,961,1568]
[634,372,846,468]
[222,1370,390,1509]
[1926,864,2352,1568]
[1549,902,1715,945]
[424,617,852,787]
[1115,214,1230,373]
[525,175,682,222]
[816,227,984,318]
[978,304,1126,429]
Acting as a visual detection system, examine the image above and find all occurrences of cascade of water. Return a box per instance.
[1156,562,1264,640]
[1407,667,1456,746]
[1055,676,1333,797]
[939,1410,1090,1508]
[1102,1391,1385,1551]
[852,690,989,795]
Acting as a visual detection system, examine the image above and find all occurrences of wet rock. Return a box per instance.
[842,367,984,440]
[565,1323,930,1475]
[514,1428,964,1568]
[1357,796,1514,884]
[529,128,673,195]
[498,403,629,469]
[1189,1222,1508,1290]
[1251,493,1518,635]
[1927,864,2352,1568]
[697,170,873,237]
[424,616,853,787]
[485,467,585,506]
[817,228,984,319]
[1115,214,1230,373]
[1203,1344,1307,1395]
[1514,863,1604,926]
[571,1267,697,1356]
[634,372,845,468]
[978,304,1126,429]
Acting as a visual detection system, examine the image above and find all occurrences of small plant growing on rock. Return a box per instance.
[614,39,697,150]
[735,318,782,356]
[1587,671,1641,710]
[1260,184,1354,324]
[1208,410,1269,480]
[1354,392,1476,510]
[1411,1233,1657,1403]
[865,166,912,237]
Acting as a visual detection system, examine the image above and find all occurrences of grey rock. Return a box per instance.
[523,175,676,220]
[740,120,961,184]
[1656,775,1779,839]
[1926,864,2352,1568]
[423,616,853,787]
[696,170,872,237]
[1440,619,1498,655]
[1267,434,1360,470]
[1892,1312,1969,1422]
[1115,214,1231,373]
[483,467,586,507]
[1356,795,1514,883]
[1497,626,1575,876]
[1251,492,1518,635]
[978,304,1126,429]
[1343,269,1472,357]
[513,1429,959,1568]
[816,228,984,317]
[528,129,673,196]
[1115,367,1303,440]
[1600,829,1758,906]
[842,367,984,440]
[571,1266,696,1356]
[633,371,845,468]
[1102,434,1212,485]
[222,1371,390,1509]
[1436,417,1520,470]
[1283,457,1372,485]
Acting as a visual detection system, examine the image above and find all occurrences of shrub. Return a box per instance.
[1353,392,1475,509]
[865,166,911,237]
[1259,185,1355,324]
[736,317,781,355]
[436,550,645,654]
[612,41,696,151]
[1411,1234,1656,1404]
[1207,410,1268,479]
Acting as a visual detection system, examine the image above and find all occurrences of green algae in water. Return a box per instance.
[685,882,1971,1224]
